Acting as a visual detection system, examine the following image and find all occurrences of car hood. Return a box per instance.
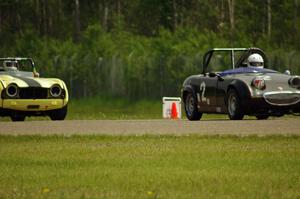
[220,67,277,77]
[226,72,299,94]
[0,74,65,89]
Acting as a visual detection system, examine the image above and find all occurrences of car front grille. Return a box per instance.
[263,92,300,106]
[18,87,48,99]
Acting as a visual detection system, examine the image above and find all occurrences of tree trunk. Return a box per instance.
[74,0,81,42]
[117,0,121,25]
[218,0,225,33]
[173,0,178,31]
[56,0,63,37]
[221,0,225,23]
[48,3,53,36]
[13,2,22,35]
[267,0,271,38]
[34,0,40,35]
[17,12,22,34]
[294,0,298,31]
[103,3,109,32]
[227,0,235,46]
[180,0,185,27]
[42,0,47,35]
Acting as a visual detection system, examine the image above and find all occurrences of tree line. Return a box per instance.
[0,0,299,99]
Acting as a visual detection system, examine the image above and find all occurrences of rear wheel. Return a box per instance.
[10,114,26,122]
[227,89,244,120]
[49,106,67,121]
[184,92,202,121]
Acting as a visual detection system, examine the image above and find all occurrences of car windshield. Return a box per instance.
[0,59,33,72]
[206,51,245,73]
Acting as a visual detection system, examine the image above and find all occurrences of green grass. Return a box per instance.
[0,96,298,121]
[0,135,300,199]
[67,96,163,120]
[64,96,295,120]
[0,96,163,121]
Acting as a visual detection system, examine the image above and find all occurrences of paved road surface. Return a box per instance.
[0,119,299,136]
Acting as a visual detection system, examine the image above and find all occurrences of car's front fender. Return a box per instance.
[227,79,252,101]
[182,85,193,100]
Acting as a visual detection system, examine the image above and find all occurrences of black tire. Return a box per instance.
[10,114,26,122]
[227,89,244,120]
[256,115,269,120]
[184,92,202,121]
[49,105,67,121]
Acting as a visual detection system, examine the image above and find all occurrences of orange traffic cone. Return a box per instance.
[171,102,178,119]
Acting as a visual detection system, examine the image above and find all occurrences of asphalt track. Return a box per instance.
[0,119,299,136]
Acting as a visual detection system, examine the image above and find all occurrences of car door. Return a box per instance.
[196,76,218,112]
[216,78,230,114]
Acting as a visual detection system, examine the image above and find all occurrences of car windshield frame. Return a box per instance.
[202,48,269,75]
[0,58,36,73]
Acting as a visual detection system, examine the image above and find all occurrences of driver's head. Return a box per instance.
[247,53,264,68]
[3,60,18,70]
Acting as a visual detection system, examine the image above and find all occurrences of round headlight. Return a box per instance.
[6,84,18,98]
[50,84,62,97]
[289,76,300,89]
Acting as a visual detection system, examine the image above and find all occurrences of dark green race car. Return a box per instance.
[182,47,300,120]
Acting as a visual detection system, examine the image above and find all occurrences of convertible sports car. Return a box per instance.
[182,48,300,120]
[0,58,68,121]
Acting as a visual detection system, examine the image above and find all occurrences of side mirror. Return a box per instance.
[284,70,291,75]
[209,72,224,81]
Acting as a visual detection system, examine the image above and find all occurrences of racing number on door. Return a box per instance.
[199,82,207,102]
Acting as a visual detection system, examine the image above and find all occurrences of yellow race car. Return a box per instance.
[0,58,69,121]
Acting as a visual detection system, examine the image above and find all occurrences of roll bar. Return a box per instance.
[202,47,268,75]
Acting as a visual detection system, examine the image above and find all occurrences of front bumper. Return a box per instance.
[263,91,300,106]
[243,96,300,115]
[1,99,67,111]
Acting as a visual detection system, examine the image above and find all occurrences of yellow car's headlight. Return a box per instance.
[49,84,62,98]
[6,84,19,98]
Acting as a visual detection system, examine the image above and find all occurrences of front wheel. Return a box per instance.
[49,106,67,121]
[227,89,244,120]
[184,92,202,121]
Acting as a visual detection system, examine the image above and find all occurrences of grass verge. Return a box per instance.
[0,96,297,120]
[67,96,162,120]
[0,135,300,198]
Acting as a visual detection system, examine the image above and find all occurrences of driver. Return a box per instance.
[247,53,264,68]
[3,60,18,70]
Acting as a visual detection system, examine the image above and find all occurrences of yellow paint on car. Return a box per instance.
[3,99,66,111]
[0,75,29,87]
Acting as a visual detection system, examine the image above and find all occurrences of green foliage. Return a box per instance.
[0,1,300,100]
[3,25,300,100]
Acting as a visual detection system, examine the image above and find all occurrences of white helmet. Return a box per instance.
[247,53,264,68]
[3,60,18,70]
